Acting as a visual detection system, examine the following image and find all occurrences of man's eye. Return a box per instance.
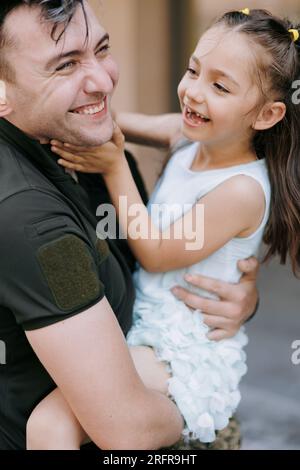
[96,44,111,56]
[214,83,229,93]
[55,45,111,72]
[56,61,76,72]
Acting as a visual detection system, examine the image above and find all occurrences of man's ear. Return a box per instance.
[252,101,286,131]
[0,80,13,117]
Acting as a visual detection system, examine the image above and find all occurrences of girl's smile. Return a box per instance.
[183,104,211,128]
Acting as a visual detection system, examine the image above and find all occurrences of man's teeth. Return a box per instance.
[74,101,105,115]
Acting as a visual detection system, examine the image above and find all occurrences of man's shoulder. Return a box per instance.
[0,185,73,240]
[0,141,58,205]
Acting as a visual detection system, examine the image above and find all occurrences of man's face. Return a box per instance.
[4,2,119,146]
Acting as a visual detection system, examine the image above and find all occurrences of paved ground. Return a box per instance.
[238,249,300,450]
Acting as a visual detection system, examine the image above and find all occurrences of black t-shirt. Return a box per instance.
[0,119,144,449]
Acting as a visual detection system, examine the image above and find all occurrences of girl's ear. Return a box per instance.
[252,101,286,131]
[0,80,13,117]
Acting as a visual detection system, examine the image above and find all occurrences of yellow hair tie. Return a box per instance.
[288,29,299,42]
[239,8,250,15]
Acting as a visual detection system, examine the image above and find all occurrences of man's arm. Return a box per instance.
[115,112,182,149]
[26,297,183,450]
[171,257,259,341]
[0,189,182,449]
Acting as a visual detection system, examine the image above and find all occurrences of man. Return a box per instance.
[0,0,258,450]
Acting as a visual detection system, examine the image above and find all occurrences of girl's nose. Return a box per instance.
[185,84,205,104]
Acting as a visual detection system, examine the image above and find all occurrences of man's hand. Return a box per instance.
[171,257,259,341]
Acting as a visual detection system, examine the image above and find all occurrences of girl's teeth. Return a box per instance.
[186,107,209,122]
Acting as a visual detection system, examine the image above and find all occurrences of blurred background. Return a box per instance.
[92,0,300,449]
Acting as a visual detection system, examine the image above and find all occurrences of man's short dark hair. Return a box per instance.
[0,1,88,83]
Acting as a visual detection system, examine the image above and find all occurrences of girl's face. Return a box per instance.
[178,27,261,147]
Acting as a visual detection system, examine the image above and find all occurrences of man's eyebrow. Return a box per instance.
[45,33,110,70]
[190,55,240,88]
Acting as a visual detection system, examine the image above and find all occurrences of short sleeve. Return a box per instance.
[0,189,105,330]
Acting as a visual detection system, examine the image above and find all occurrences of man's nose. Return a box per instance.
[83,61,115,95]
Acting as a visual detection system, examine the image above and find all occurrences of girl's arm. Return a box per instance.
[52,129,265,273]
[115,112,183,149]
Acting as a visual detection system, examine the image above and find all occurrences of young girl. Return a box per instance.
[27,8,300,448]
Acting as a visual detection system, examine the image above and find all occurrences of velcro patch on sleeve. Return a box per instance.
[96,238,110,265]
[38,234,103,311]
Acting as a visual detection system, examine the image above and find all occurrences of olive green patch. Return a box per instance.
[96,238,110,264]
[38,235,103,311]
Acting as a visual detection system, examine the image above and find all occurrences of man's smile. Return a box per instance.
[70,97,107,117]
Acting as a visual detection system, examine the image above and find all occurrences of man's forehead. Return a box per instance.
[5,3,105,62]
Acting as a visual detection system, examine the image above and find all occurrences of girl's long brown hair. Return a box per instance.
[214,9,300,275]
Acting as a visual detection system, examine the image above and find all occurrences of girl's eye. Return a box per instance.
[214,82,229,93]
[187,67,197,76]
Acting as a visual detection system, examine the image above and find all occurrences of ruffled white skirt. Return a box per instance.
[127,292,248,443]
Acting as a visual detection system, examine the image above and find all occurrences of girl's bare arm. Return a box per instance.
[52,129,265,274]
[115,112,182,149]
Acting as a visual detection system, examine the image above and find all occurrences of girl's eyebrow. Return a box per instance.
[190,55,240,88]
[211,69,240,88]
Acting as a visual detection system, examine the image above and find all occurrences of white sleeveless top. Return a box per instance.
[134,141,271,300]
